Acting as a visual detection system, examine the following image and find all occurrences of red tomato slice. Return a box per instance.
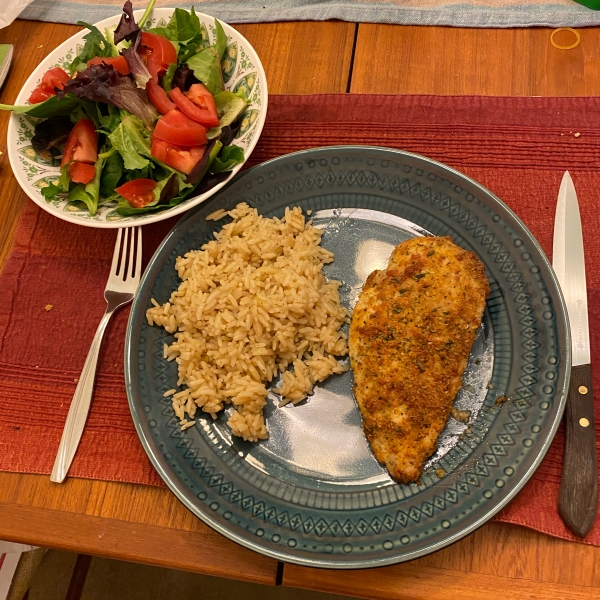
[169,87,220,128]
[28,67,70,104]
[185,84,220,127]
[153,109,207,147]
[61,119,98,167]
[28,86,53,104]
[41,68,70,90]
[115,179,157,208]
[141,32,177,72]
[146,78,176,115]
[68,162,96,184]
[151,138,205,175]
[140,33,178,115]
[87,56,130,76]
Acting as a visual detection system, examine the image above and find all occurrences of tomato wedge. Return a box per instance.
[151,138,205,175]
[146,78,176,115]
[141,32,177,72]
[153,109,207,147]
[169,87,220,128]
[28,87,53,104]
[185,84,220,127]
[42,67,70,90]
[87,56,130,76]
[115,179,157,208]
[28,67,70,104]
[68,162,96,184]
[140,32,178,115]
[61,119,98,167]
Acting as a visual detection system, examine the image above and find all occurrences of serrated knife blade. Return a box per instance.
[553,170,598,538]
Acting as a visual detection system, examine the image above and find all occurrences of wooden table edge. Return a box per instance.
[0,500,279,585]
[282,561,600,600]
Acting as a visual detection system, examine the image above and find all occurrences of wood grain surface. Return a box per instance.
[236,22,356,94]
[0,500,276,583]
[352,26,600,96]
[1,14,600,598]
[0,473,281,583]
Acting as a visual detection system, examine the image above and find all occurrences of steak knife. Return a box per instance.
[553,170,598,537]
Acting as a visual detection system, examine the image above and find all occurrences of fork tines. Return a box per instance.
[112,226,142,283]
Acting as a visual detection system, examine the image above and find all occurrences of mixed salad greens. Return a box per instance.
[1,0,249,216]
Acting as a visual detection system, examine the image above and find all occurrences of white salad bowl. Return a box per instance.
[7,8,268,228]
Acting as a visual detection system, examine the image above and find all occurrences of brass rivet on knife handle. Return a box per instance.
[579,386,588,394]
[558,364,598,538]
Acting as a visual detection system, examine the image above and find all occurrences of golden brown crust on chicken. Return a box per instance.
[349,236,490,484]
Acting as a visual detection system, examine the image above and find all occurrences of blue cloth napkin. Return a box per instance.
[18,0,600,29]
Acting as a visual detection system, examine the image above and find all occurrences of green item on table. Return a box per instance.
[0,44,13,89]
[573,0,600,9]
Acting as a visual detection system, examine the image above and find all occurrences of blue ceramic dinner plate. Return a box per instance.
[124,146,569,568]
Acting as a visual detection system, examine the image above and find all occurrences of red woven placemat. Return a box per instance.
[1,94,599,545]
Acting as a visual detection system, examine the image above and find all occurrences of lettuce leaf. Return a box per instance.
[150,7,206,64]
[108,114,152,170]
[155,173,180,204]
[68,185,96,214]
[207,90,248,139]
[187,47,223,96]
[69,21,115,75]
[41,165,70,201]
[69,98,104,128]
[208,144,244,174]
[67,154,104,215]
[99,150,124,197]
[185,19,228,95]
[151,7,200,43]
[58,63,158,127]
[0,94,80,117]
[113,0,139,45]
[214,20,228,60]
[31,116,73,160]
[186,139,222,184]
[98,104,123,133]
[172,65,198,93]
[161,63,177,93]
[122,29,152,89]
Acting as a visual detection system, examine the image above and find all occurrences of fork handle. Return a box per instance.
[50,306,115,483]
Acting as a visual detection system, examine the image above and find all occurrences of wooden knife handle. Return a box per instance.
[558,364,598,537]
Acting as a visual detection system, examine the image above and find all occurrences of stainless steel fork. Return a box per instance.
[51,227,142,483]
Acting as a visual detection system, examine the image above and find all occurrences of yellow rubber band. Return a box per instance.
[550,27,581,50]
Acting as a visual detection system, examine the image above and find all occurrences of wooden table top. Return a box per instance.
[1,16,600,600]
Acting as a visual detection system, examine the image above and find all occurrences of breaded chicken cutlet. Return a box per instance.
[349,236,490,484]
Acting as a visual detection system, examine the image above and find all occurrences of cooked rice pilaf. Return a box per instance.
[146,203,350,441]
